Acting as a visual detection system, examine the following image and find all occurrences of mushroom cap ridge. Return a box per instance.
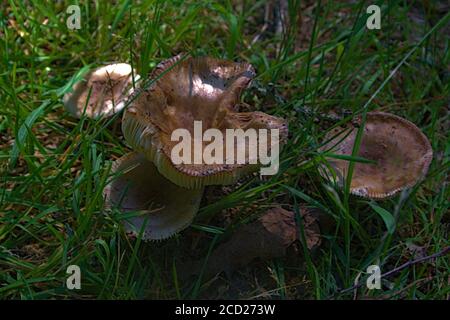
[319,112,433,199]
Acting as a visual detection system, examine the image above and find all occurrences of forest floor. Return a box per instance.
[0,0,449,299]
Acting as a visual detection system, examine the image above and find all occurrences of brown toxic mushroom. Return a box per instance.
[122,54,288,189]
[103,152,203,240]
[63,63,139,118]
[319,112,432,199]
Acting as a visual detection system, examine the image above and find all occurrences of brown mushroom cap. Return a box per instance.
[319,112,433,199]
[122,54,288,189]
[103,152,203,240]
[63,63,139,118]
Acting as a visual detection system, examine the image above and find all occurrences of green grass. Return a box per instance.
[0,0,449,299]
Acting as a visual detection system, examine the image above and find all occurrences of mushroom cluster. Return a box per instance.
[103,54,288,240]
[62,57,433,241]
[319,112,433,199]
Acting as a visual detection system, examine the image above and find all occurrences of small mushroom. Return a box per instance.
[319,112,432,199]
[122,54,288,189]
[103,152,203,240]
[63,63,139,118]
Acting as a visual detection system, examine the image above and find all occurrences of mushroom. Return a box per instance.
[103,152,203,240]
[319,112,432,199]
[122,54,288,189]
[63,63,139,118]
[104,54,288,240]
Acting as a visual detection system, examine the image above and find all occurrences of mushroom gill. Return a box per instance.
[63,63,139,118]
[122,54,288,189]
[103,152,203,240]
[319,112,432,199]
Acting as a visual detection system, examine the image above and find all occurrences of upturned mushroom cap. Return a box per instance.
[122,54,288,189]
[319,112,433,199]
[63,63,139,118]
[103,152,203,240]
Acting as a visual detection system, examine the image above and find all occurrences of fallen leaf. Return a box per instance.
[184,207,321,279]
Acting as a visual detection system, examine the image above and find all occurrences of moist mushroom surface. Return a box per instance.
[63,63,138,118]
[320,112,432,198]
[122,54,288,189]
[104,152,203,240]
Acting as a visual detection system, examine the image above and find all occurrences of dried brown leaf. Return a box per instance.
[184,207,321,279]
